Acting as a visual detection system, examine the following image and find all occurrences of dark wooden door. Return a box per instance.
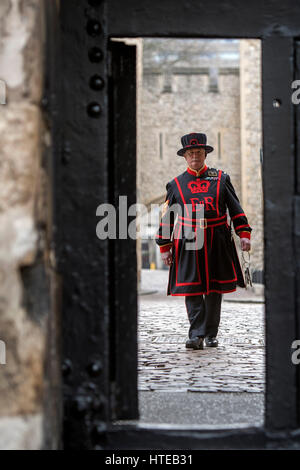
[45,0,300,449]
[108,40,138,421]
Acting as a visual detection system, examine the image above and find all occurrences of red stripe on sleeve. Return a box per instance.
[238,231,251,239]
[235,224,250,231]
[232,212,246,220]
[160,243,173,253]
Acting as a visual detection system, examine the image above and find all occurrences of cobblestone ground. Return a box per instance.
[138,269,265,393]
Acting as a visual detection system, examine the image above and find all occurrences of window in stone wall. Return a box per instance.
[209,66,219,92]
[162,69,172,93]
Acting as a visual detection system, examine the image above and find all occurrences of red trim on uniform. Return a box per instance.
[174,224,201,286]
[232,212,246,220]
[231,260,238,280]
[209,220,227,228]
[178,214,226,223]
[170,288,237,296]
[238,231,251,239]
[175,177,190,217]
[186,164,208,177]
[207,214,226,222]
[159,243,173,253]
[210,227,214,250]
[195,226,202,283]
[178,220,227,229]
[235,224,250,230]
[175,224,181,285]
[155,234,171,239]
[204,228,209,294]
[216,170,222,217]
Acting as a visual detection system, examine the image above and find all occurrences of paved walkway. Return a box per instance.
[138,392,264,426]
[138,269,265,394]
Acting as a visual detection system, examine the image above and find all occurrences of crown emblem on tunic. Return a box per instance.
[188,180,210,193]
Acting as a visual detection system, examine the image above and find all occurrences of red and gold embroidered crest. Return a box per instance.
[187,180,210,194]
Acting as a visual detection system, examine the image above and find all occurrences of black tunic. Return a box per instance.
[155,165,252,296]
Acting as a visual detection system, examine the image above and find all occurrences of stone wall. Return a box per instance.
[240,39,263,272]
[139,39,242,206]
[0,0,51,450]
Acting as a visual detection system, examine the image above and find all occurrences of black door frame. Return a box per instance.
[45,0,300,449]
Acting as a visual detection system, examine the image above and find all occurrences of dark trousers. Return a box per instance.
[185,293,223,339]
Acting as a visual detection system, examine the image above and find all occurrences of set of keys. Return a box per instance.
[242,251,252,288]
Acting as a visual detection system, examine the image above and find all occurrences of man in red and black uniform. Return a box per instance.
[155,133,251,350]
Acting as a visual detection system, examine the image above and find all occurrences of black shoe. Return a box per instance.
[205,336,218,347]
[185,336,204,350]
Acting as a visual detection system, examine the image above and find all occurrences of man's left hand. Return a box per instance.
[240,238,251,251]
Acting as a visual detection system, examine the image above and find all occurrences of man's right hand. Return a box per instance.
[161,250,173,267]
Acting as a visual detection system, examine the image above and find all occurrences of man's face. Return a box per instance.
[184,148,206,170]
